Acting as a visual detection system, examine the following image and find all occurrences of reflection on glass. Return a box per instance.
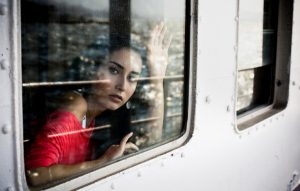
[22,0,186,187]
[237,70,254,111]
[237,0,264,70]
[237,0,278,114]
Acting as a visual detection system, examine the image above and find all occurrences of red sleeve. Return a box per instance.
[25,122,63,170]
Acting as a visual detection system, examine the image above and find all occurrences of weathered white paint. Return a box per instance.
[1,0,300,190]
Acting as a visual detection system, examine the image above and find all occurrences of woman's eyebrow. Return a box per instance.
[109,61,141,76]
[109,61,124,70]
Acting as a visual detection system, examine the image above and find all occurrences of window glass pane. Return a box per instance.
[237,0,278,114]
[237,70,254,111]
[237,0,264,70]
[22,0,187,187]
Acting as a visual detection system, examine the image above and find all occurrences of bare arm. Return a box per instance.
[26,133,138,186]
[146,23,172,142]
[26,156,107,186]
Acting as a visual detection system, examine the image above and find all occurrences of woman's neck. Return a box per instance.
[85,96,105,126]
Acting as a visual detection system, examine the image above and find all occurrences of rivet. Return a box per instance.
[205,96,211,104]
[2,124,9,134]
[137,172,142,177]
[111,183,115,190]
[0,4,7,16]
[292,81,296,86]
[226,105,231,112]
[233,45,238,52]
[0,60,8,70]
[181,153,185,158]
[6,187,14,191]
[234,16,239,21]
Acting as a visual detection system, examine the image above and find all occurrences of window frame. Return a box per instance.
[236,0,294,130]
[18,0,198,190]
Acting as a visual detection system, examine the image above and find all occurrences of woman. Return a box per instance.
[25,23,172,186]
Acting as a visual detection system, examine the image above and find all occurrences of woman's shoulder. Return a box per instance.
[57,91,87,121]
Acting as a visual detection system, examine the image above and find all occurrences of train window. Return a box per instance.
[21,0,189,188]
[236,0,293,130]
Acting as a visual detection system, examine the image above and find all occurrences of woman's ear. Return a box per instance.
[126,101,131,110]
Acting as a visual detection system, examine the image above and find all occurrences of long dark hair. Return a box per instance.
[75,34,147,158]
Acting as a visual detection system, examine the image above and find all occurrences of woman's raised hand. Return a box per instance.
[147,22,172,77]
[101,132,139,161]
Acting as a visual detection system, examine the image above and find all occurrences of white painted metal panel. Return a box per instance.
[1,0,300,190]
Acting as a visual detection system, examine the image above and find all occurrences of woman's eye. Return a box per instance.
[109,66,119,75]
[128,75,139,83]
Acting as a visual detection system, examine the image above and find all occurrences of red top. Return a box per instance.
[25,111,94,170]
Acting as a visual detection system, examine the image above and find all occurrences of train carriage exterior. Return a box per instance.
[0,0,300,190]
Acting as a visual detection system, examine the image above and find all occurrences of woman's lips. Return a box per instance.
[109,94,123,103]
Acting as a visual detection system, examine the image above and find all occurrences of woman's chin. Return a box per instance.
[106,103,123,111]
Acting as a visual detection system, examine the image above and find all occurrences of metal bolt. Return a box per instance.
[234,16,239,21]
[137,172,142,177]
[233,45,238,52]
[0,4,7,16]
[226,105,231,112]
[205,96,211,104]
[2,124,9,134]
[0,60,8,70]
[111,183,115,190]
[6,187,14,191]
[181,153,185,158]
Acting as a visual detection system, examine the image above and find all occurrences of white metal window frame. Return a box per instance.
[236,0,293,131]
[8,0,199,190]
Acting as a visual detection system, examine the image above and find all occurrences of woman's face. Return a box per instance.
[91,48,142,111]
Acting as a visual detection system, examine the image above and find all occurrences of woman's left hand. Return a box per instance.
[146,22,172,77]
[101,132,139,161]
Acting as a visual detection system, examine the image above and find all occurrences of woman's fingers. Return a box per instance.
[149,24,158,46]
[120,132,133,147]
[149,22,168,47]
[158,24,167,45]
[164,33,173,51]
[125,142,139,151]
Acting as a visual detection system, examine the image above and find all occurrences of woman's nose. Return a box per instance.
[115,76,126,91]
